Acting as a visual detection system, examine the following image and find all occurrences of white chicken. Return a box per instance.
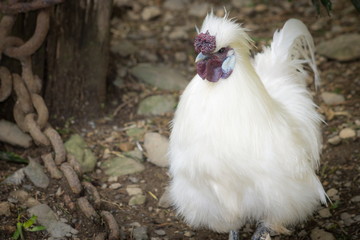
[169,13,327,240]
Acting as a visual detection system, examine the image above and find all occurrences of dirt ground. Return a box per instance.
[0,0,359,239]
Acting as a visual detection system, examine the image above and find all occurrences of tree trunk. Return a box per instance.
[45,0,112,121]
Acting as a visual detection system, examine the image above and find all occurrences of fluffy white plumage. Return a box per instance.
[169,14,327,235]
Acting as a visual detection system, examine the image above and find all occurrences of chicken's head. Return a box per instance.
[194,31,235,83]
[193,13,252,83]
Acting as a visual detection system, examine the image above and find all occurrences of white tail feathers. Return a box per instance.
[271,19,320,88]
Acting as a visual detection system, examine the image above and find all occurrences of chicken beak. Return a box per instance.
[195,52,208,63]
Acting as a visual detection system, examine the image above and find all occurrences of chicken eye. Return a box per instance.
[218,47,226,53]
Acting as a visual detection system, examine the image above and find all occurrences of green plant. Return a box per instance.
[12,215,46,240]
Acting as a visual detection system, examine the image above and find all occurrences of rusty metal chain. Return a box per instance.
[0,1,122,239]
[0,2,62,152]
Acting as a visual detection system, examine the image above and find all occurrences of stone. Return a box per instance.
[231,0,252,8]
[340,212,354,226]
[184,231,195,237]
[351,195,360,202]
[141,6,161,21]
[119,142,135,152]
[130,63,188,91]
[318,208,332,218]
[164,0,188,10]
[24,159,49,189]
[101,157,145,177]
[321,92,345,105]
[154,229,166,236]
[9,190,29,203]
[310,228,335,240]
[144,132,170,167]
[175,52,187,62]
[168,27,188,40]
[328,135,341,145]
[25,197,40,208]
[137,95,177,116]
[126,128,146,141]
[189,2,209,17]
[129,194,146,206]
[2,168,25,185]
[339,128,356,139]
[254,4,268,12]
[28,204,78,238]
[0,120,32,148]
[109,183,122,189]
[110,39,137,57]
[0,202,11,216]
[124,148,144,162]
[317,34,360,61]
[133,226,148,240]
[326,188,338,198]
[158,188,172,208]
[126,185,143,196]
[64,134,97,173]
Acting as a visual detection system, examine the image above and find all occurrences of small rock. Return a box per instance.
[158,188,172,208]
[0,120,32,148]
[137,95,177,116]
[339,128,356,139]
[164,0,188,10]
[326,188,338,198]
[108,176,118,182]
[126,128,146,141]
[328,135,341,145]
[340,212,354,226]
[2,168,25,185]
[119,142,135,152]
[129,176,139,183]
[126,185,143,196]
[9,190,29,203]
[28,204,78,238]
[175,52,187,62]
[24,197,40,208]
[254,4,267,12]
[64,134,97,173]
[169,27,188,40]
[351,195,360,202]
[189,2,209,17]
[310,227,335,240]
[111,39,137,57]
[0,202,11,216]
[129,194,146,206]
[101,157,145,177]
[141,6,161,21]
[109,183,122,189]
[340,212,352,220]
[321,92,345,105]
[355,119,360,126]
[317,34,360,61]
[130,63,188,91]
[133,226,148,240]
[24,159,49,189]
[184,231,195,237]
[124,148,143,162]
[318,208,332,218]
[144,132,170,167]
[154,229,166,236]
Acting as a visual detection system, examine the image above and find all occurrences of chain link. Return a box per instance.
[0,1,62,151]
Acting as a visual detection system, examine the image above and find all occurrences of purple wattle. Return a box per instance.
[196,57,230,83]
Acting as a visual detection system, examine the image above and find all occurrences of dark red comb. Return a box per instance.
[194,31,216,54]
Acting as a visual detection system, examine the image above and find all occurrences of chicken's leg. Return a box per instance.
[228,230,239,240]
[251,222,271,240]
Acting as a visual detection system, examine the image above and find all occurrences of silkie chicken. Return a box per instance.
[169,13,327,240]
